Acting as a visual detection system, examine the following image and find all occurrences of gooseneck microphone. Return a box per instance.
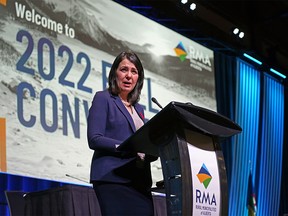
[151,97,163,109]
[65,174,90,184]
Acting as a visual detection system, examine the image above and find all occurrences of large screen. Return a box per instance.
[0,0,215,185]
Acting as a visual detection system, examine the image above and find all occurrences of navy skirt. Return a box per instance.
[93,182,154,216]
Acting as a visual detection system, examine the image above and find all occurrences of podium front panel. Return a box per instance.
[186,130,222,216]
[158,128,227,216]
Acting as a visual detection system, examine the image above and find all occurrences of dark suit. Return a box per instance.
[87,89,155,189]
[88,89,156,215]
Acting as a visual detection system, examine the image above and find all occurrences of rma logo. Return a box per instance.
[196,163,212,189]
[174,42,187,62]
[173,42,212,72]
[196,164,217,206]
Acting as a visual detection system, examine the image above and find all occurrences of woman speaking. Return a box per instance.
[87,50,157,216]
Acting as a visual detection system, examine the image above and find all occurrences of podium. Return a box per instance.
[118,101,242,216]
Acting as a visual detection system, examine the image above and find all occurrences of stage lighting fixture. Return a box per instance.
[232,27,245,39]
[190,3,196,10]
[239,31,244,38]
[270,68,286,79]
[243,53,262,65]
[233,28,239,34]
[181,0,188,4]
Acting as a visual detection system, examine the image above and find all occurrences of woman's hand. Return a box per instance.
[137,152,145,161]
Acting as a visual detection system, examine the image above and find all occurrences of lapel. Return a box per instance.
[112,94,137,132]
[134,104,145,122]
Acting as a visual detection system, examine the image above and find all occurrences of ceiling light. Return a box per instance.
[239,32,245,38]
[270,68,286,79]
[181,0,188,4]
[243,53,262,65]
[190,3,196,10]
[233,28,239,35]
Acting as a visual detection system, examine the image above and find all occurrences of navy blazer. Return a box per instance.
[87,90,155,188]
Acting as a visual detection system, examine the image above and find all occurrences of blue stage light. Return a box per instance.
[270,68,286,79]
[243,53,262,65]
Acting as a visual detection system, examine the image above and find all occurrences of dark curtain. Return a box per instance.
[279,81,288,215]
[214,51,237,188]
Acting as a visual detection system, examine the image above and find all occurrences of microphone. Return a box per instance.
[65,174,90,184]
[151,97,163,109]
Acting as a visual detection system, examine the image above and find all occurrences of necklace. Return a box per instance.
[119,95,131,107]
[119,95,133,114]
[121,99,131,107]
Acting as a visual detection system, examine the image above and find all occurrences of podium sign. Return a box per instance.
[119,101,241,216]
[187,131,221,216]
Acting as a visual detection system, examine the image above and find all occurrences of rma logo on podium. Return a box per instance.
[194,163,218,215]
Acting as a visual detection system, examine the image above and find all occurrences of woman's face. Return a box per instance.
[116,58,139,96]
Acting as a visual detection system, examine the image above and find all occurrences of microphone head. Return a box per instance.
[151,97,163,109]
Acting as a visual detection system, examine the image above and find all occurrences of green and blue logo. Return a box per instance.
[197,163,212,189]
[174,41,187,62]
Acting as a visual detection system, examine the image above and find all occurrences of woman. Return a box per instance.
[87,50,157,215]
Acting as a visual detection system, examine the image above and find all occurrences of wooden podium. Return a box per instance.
[118,101,242,216]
